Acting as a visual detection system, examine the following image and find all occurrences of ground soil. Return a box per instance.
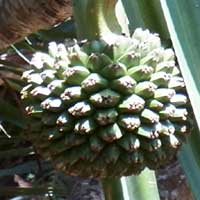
[156,161,193,200]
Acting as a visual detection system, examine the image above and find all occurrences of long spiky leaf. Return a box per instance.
[160,1,200,199]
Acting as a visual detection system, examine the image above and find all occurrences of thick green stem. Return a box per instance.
[102,169,160,200]
[101,178,124,200]
[72,0,121,40]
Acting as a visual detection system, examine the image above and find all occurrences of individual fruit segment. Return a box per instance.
[81,73,108,93]
[170,94,188,106]
[24,73,43,85]
[103,145,120,164]
[99,123,123,142]
[89,136,105,153]
[168,76,185,91]
[140,138,162,152]
[118,134,140,151]
[154,88,175,102]
[170,108,188,122]
[137,124,161,139]
[94,109,118,126]
[25,105,43,118]
[68,101,93,117]
[74,118,96,134]
[118,94,145,113]
[61,86,83,104]
[48,80,65,95]
[101,63,127,79]
[111,76,136,95]
[159,120,175,136]
[121,150,144,164]
[41,97,63,112]
[155,61,175,73]
[159,104,176,120]
[90,89,120,108]
[30,86,51,100]
[128,65,154,81]
[150,71,171,87]
[64,66,90,84]
[134,81,157,98]
[141,108,160,123]
[146,99,164,111]
[56,112,74,131]
[40,70,56,84]
[118,115,141,131]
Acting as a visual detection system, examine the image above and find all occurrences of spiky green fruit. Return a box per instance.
[21,28,191,178]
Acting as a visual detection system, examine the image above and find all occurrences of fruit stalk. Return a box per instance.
[102,169,160,200]
[72,0,121,40]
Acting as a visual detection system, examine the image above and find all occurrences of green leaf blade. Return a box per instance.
[160,0,200,131]
[160,1,200,198]
[121,0,169,39]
